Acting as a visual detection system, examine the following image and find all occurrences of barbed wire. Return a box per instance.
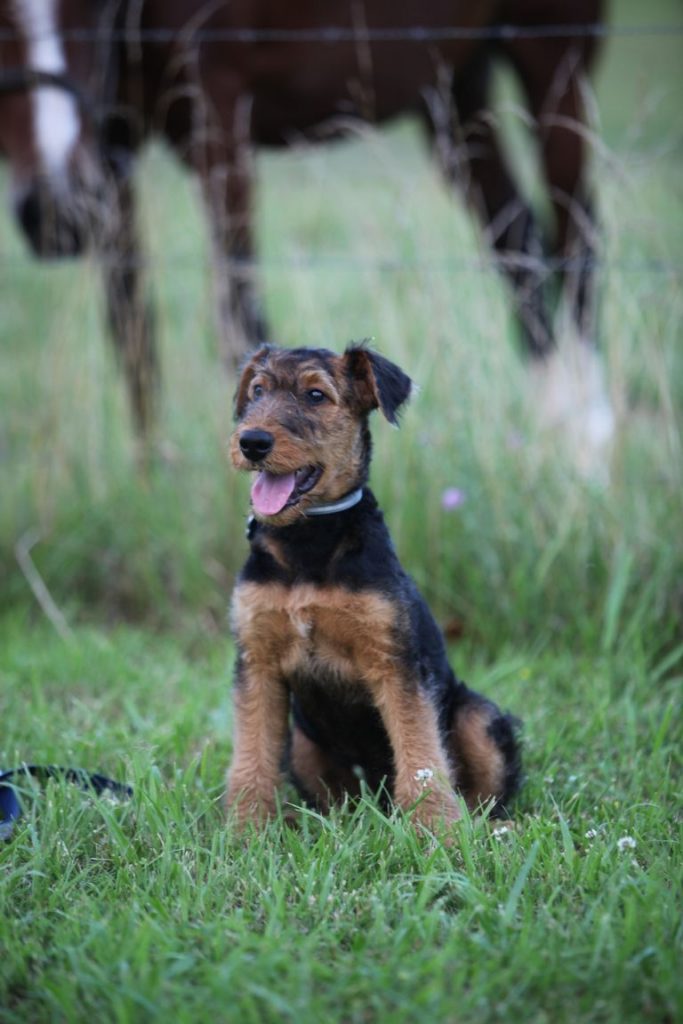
[1,22,683,45]
[0,251,680,277]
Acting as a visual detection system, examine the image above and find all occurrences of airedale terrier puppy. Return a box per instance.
[226,343,521,833]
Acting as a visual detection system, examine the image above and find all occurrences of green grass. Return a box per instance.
[0,617,680,1022]
[1,1,682,1019]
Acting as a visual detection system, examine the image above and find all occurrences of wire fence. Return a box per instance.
[1,22,683,44]
[1,247,681,279]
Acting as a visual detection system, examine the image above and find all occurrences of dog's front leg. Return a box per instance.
[376,680,461,833]
[225,654,290,828]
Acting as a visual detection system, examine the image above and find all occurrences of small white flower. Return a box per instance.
[585,828,598,840]
[617,835,637,852]
[414,768,434,787]
[493,825,510,839]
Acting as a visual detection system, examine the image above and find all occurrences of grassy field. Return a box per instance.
[0,618,680,1022]
[1,1,682,1020]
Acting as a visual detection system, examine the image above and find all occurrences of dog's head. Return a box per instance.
[230,343,412,526]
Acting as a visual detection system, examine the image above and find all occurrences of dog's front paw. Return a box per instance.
[225,787,278,830]
[411,787,462,836]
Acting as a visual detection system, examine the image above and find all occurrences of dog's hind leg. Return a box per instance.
[448,693,522,818]
[289,723,362,812]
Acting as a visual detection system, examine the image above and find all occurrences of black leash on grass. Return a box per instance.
[0,765,132,840]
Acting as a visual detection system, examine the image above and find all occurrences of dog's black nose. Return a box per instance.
[239,429,274,461]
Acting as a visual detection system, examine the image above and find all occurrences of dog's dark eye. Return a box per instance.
[307,389,326,404]
[252,384,264,400]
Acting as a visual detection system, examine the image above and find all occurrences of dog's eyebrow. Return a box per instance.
[247,371,277,393]
[298,369,340,401]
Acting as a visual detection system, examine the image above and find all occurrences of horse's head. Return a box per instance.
[0,0,115,257]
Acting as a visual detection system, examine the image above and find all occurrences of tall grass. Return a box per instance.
[1,113,681,652]
[0,0,681,655]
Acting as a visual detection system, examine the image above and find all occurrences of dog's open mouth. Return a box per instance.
[250,465,322,516]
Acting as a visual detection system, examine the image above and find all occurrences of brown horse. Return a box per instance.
[0,0,606,442]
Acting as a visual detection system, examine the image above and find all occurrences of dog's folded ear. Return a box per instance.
[343,344,413,424]
[234,345,271,418]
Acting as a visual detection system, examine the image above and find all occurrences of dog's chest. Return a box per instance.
[232,580,398,683]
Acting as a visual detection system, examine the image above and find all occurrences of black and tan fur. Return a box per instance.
[227,343,521,833]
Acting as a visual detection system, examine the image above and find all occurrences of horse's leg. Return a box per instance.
[193,94,268,369]
[99,172,158,440]
[504,34,600,346]
[436,51,553,357]
[203,157,268,368]
[505,30,614,474]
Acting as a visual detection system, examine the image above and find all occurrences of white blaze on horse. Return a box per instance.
[16,0,80,176]
[0,0,613,469]
[1,0,156,433]
[1,0,105,252]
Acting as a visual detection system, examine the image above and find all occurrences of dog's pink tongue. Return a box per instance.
[251,471,296,516]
